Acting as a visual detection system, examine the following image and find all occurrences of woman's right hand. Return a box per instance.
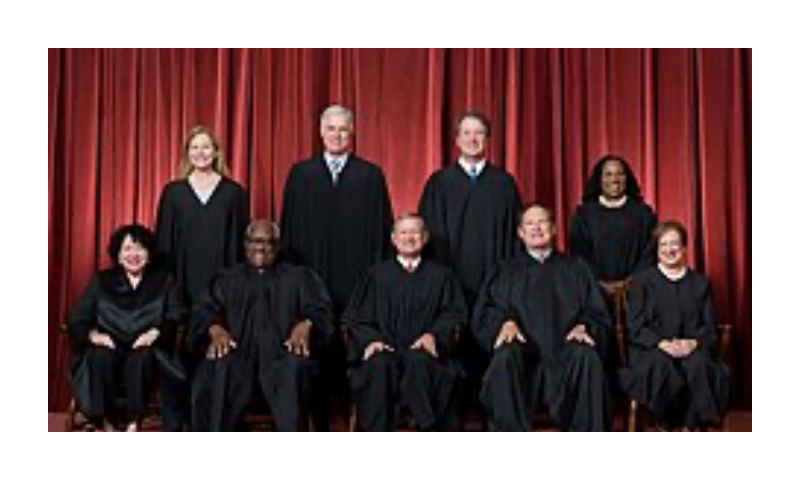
[89,329,115,350]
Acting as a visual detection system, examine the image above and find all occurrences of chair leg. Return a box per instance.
[349,405,358,432]
[68,398,91,431]
[719,411,730,432]
[628,400,639,432]
[66,399,75,431]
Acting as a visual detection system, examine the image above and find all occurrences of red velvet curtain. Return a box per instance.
[49,48,751,411]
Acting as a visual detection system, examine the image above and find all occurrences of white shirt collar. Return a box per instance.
[658,263,687,281]
[527,248,553,264]
[599,194,628,208]
[324,151,349,168]
[397,255,422,271]
[459,157,487,177]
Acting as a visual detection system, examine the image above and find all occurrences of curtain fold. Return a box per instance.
[48,48,751,411]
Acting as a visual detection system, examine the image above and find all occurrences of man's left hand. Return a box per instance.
[133,328,160,349]
[411,333,438,358]
[565,323,595,347]
[285,319,312,357]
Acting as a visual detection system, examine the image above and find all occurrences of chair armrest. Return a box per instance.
[716,323,733,362]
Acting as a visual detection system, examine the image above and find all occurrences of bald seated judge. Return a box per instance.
[344,214,468,431]
[473,204,613,431]
[190,220,335,431]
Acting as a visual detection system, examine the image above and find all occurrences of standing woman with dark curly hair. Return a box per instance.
[569,155,658,392]
[569,154,658,294]
[154,125,249,430]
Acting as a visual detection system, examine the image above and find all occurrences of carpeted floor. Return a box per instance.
[48,409,752,432]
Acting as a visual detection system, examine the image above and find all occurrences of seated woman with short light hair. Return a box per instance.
[621,221,729,431]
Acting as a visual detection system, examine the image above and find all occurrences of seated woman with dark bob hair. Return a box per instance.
[67,224,186,431]
[621,221,729,430]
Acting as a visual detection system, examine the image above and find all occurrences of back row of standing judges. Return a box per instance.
[67,104,728,431]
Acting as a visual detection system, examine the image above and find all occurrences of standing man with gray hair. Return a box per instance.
[281,104,394,429]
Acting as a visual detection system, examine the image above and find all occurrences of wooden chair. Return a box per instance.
[607,283,630,369]
[626,323,734,432]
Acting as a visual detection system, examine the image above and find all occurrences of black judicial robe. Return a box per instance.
[67,267,186,419]
[155,177,249,300]
[189,261,335,430]
[568,198,657,283]
[620,267,729,428]
[280,155,393,316]
[344,259,468,430]
[418,162,522,304]
[472,252,612,431]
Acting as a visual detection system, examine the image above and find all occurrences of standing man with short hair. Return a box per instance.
[418,110,522,426]
[281,105,394,429]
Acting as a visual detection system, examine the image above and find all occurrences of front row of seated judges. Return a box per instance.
[68,209,728,431]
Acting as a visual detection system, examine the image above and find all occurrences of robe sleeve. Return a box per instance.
[158,277,188,349]
[429,271,468,351]
[696,279,718,350]
[163,277,188,326]
[231,186,250,264]
[574,259,612,356]
[418,176,449,264]
[508,180,523,252]
[189,273,228,352]
[155,184,176,273]
[342,272,386,359]
[568,207,597,278]
[626,277,662,349]
[298,268,335,347]
[634,205,658,273]
[374,170,394,264]
[471,266,518,352]
[66,275,99,352]
[279,166,301,263]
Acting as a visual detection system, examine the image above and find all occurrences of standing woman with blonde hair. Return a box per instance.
[155,124,250,430]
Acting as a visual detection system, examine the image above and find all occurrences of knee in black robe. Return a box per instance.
[351,348,460,431]
[621,267,729,429]
[473,252,614,431]
[481,341,611,431]
[192,350,316,431]
[80,345,157,423]
[189,261,334,431]
[67,267,186,427]
[344,258,467,431]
